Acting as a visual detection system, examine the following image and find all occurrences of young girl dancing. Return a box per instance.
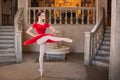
[24,10,72,79]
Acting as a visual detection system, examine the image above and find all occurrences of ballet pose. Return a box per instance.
[24,10,72,78]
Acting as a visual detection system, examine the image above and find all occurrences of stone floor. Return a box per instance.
[0,53,108,80]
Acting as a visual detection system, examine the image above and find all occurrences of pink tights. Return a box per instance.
[36,35,72,77]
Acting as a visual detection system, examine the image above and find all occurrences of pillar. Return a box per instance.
[109,0,120,80]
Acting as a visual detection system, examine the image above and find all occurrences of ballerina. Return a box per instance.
[24,10,72,79]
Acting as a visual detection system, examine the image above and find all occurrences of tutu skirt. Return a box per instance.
[23,34,56,46]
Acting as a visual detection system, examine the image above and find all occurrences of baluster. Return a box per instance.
[49,9,51,24]
[65,10,67,24]
[33,9,36,23]
[81,9,84,24]
[54,9,56,24]
[70,10,73,24]
[93,9,96,24]
[87,9,90,24]
[76,9,78,24]
[28,8,30,24]
[59,9,62,24]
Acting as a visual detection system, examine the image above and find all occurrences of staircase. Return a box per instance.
[92,27,110,67]
[0,26,16,63]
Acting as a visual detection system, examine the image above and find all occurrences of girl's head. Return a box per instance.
[36,10,45,22]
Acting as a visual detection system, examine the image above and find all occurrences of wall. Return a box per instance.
[96,0,107,26]
[23,24,93,53]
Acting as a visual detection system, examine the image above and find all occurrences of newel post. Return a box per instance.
[15,31,22,62]
[84,32,92,65]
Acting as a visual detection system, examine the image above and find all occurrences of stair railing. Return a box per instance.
[14,8,24,62]
[84,8,105,65]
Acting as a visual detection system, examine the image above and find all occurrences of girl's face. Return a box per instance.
[39,13,45,20]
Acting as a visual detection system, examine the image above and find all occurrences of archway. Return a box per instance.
[1,0,18,26]
[107,0,111,26]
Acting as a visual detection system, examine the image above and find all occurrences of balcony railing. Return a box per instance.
[28,7,96,24]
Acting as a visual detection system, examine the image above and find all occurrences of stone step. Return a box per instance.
[97,53,109,57]
[0,36,14,39]
[98,50,110,54]
[105,29,111,33]
[103,37,110,41]
[0,48,15,52]
[95,56,109,61]
[0,40,14,43]
[0,29,14,32]
[104,33,110,37]
[0,32,14,36]
[0,44,14,47]
[0,53,16,57]
[102,41,110,45]
[105,27,111,30]
[92,60,109,67]
[100,45,110,50]
[0,26,14,29]
[0,58,16,63]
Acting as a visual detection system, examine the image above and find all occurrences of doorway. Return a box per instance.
[107,0,111,26]
[1,0,18,26]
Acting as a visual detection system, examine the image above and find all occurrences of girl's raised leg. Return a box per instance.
[37,36,72,45]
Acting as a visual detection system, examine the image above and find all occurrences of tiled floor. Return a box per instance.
[0,53,108,80]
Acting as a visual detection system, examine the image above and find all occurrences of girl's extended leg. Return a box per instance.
[37,36,72,45]
[39,43,45,77]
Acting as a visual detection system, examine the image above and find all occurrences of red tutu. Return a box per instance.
[24,34,56,46]
[23,23,56,46]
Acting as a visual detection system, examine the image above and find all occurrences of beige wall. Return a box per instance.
[23,24,93,53]
[0,0,2,25]
[96,0,107,26]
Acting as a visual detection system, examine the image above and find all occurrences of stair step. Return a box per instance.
[0,53,16,57]
[0,40,14,43]
[0,26,14,29]
[0,36,14,39]
[98,50,110,54]
[0,32,14,36]
[0,44,14,47]
[0,29,14,32]
[100,45,110,50]
[0,58,16,63]
[103,37,110,41]
[106,27,111,30]
[92,60,109,67]
[105,29,111,33]
[0,48,15,52]
[102,41,110,45]
[104,33,110,37]
[95,55,109,61]
[97,53,109,57]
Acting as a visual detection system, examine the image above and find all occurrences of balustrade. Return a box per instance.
[28,7,96,24]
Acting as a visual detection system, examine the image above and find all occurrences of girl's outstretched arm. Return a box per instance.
[49,26,56,34]
[26,27,36,37]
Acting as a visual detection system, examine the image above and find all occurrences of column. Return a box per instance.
[109,0,120,80]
